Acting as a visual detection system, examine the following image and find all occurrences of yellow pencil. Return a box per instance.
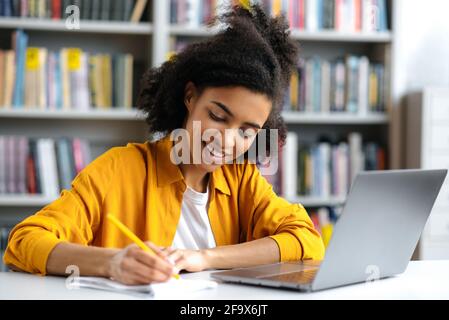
[106,214,180,280]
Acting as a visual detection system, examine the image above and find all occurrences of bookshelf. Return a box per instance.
[0,0,397,236]
[0,0,155,235]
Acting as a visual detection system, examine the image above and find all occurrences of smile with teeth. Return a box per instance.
[205,143,227,159]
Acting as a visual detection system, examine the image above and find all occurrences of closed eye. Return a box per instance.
[208,111,226,122]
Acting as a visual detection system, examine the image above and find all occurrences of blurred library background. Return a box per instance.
[1,0,449,271]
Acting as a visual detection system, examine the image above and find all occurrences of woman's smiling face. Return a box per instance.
[182,82,272,172]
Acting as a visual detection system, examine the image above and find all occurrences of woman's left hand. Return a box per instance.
[161,247,209,273]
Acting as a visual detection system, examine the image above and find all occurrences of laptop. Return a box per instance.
[211,169,448,292]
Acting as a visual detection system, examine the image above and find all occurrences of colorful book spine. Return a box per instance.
[0,136,91,196]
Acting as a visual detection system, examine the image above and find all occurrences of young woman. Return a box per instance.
[4,5,324,285]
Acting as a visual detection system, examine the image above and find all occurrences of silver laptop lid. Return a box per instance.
[312,169,447,291]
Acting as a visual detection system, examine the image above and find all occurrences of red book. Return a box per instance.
[335,0,342,31]
[287,0,294,29]
[354,0,362,31]
[20,0,28,17]
[299,0,305,29]
[72,138,84,174]
[27,156,36,194]
[52,0,61,20]
[377,147,386,170]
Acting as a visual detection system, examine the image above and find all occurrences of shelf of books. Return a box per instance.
[0,0,152,229]
[0,29,138,109]
[0,0,394,252]
[0,135,91,201]
[0,0,150,24]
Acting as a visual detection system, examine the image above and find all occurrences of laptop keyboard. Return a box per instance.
[260,268,318,285]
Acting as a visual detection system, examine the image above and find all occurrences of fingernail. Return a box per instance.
[167,257,176,265]
[173,267,180,275]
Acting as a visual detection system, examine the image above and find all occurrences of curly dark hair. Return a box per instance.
[137,4,299,153]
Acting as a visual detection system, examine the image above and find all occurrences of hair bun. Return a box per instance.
[214,4,299,88]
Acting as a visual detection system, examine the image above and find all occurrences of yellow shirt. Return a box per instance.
[4,135,325,275]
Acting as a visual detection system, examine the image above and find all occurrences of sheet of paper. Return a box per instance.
[69,276,217,298]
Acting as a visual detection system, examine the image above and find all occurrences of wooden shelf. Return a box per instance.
[0,195,56,207]
[287,196,346,207]
[281,111,389,124]
[0,108,145,121]
[0,18,153,34]
[170,24,392,43]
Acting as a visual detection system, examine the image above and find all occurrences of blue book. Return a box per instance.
[54,52,63,109]
[378,0,388,31]
[3,0,12,16]
[346,56,359,113]
[12,0,20,17]
[312,146,320,196]
[313,57,321,113]
[317,0,323,30]
[123,0,135,21]
[281,0,288,16]
[56,139,74,190]
[13,29,28,108]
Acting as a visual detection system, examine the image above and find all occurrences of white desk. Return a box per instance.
[0,261,448,300]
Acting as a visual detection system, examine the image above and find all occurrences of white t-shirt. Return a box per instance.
[171,185,217,250]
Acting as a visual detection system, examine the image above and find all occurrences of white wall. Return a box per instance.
[391,0,449,167]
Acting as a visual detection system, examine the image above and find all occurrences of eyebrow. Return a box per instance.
[211,100,262,129]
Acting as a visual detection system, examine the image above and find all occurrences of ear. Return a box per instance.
[184,81,197,113]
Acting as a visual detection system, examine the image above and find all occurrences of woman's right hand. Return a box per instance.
[107,242,177,285]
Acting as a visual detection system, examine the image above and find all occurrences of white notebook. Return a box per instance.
[68,276,218,298]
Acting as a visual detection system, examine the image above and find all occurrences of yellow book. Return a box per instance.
[290,71,299,111]
[130,0,148,23]
[3,51,15,108]
[102,55,112,108]
[93,55,105,108]
[25,47,39,108]
[369,69,378,111]
[124,54,134,109]
[272,0,282,16]
[29,0,36,17]
[60,49,71,110]
[38,0,46,18]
